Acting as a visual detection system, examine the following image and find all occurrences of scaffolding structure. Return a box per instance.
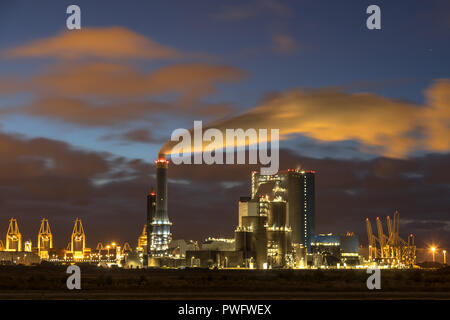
[366,210,416,266]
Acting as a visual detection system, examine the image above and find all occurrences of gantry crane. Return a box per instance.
[366,218,378,261]
[6,218,22,252]
[71,218,85,260]
[38,218,53,259]
[376,217,390,258]
[366,210,416,266]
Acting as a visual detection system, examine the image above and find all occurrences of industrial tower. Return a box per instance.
[71,218,86,260]
[38,218,53,259]
[6,218,22,252]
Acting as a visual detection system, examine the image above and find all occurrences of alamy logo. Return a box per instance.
[169,121,279,175]
[366,267,381,290]
[66,265,81,290]
[66,5,81,30]
[366,5,381,30]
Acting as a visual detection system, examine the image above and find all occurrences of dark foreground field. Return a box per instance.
[0,265,449,299]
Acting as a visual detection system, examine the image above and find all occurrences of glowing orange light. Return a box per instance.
[154,158,169,164]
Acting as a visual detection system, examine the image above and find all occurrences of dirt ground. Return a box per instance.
[0,264,449,299]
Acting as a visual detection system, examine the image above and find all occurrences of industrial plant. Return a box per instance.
[0,157,418,269]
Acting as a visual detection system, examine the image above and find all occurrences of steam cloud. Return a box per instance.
[159,79,450,158]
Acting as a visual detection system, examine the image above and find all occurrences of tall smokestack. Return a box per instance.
[144,188,156,266]
[151,156,172,256]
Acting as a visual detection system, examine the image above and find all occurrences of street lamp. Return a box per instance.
[431,246,436,262]
[444,250,447,265]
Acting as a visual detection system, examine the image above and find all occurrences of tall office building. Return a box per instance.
[252,169,315,252]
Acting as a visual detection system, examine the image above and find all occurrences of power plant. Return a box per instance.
[0,161,419,269]
[223,169,316,269]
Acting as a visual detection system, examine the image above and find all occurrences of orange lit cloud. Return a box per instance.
[3,27,183,60]
[0,62,245,125]
[1,97,235,127]
[0,62,246,99]
[161,80,450,158]
[423,79,450,152]
[22,97,168,126]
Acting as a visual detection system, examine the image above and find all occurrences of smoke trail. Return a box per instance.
[159,81,450,158]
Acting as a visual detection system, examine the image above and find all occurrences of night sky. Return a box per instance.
[0,0,448,254]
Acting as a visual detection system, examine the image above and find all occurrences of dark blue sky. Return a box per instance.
[1,0,448,161]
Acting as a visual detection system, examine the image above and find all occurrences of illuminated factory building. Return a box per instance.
[252,170,315,252]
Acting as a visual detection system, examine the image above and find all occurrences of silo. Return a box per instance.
[268,201,287,228]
